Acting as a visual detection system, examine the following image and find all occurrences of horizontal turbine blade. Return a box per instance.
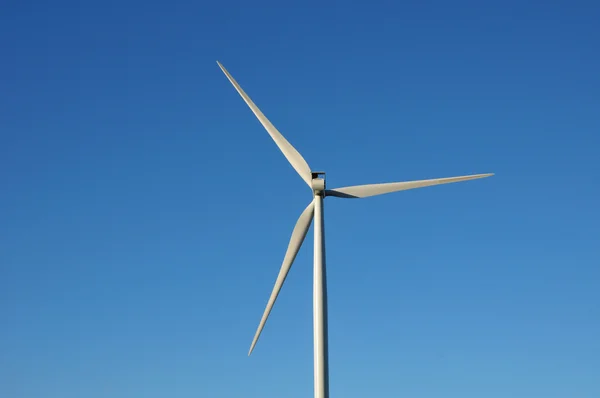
[248,199,315,356]
[217,61,313,188]
[326,173,494,199]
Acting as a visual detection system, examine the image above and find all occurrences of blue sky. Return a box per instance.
[1,0,599,397]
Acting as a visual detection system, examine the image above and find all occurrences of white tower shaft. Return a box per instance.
[313,193,330,398]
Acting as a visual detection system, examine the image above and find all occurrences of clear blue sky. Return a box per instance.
[2,0,599,397]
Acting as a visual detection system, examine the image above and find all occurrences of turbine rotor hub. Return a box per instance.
[311,171,326,195]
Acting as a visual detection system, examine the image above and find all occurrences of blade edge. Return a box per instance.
[248,199,316,355]
[217,61,313,187]
[326,173,494,198]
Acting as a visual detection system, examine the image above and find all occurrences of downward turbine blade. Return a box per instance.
[326,173,494,198]
[248,199,315,356]
[217,61,313,187]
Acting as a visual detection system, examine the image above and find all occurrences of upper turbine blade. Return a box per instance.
[326,173,494,198]
[248,199,315,356]
[217,61,313,187]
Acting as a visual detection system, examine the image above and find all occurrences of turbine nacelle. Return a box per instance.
[311,171,326,195]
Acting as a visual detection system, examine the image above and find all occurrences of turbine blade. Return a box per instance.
[217,61,313,187]
[326,173,494,199]
[248,199,315,356]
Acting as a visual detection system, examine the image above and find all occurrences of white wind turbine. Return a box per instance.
[217,61,493,398]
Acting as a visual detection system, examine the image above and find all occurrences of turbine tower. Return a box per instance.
[217,61,493,398]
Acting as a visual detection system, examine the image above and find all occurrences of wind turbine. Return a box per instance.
[217,61,493,398]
